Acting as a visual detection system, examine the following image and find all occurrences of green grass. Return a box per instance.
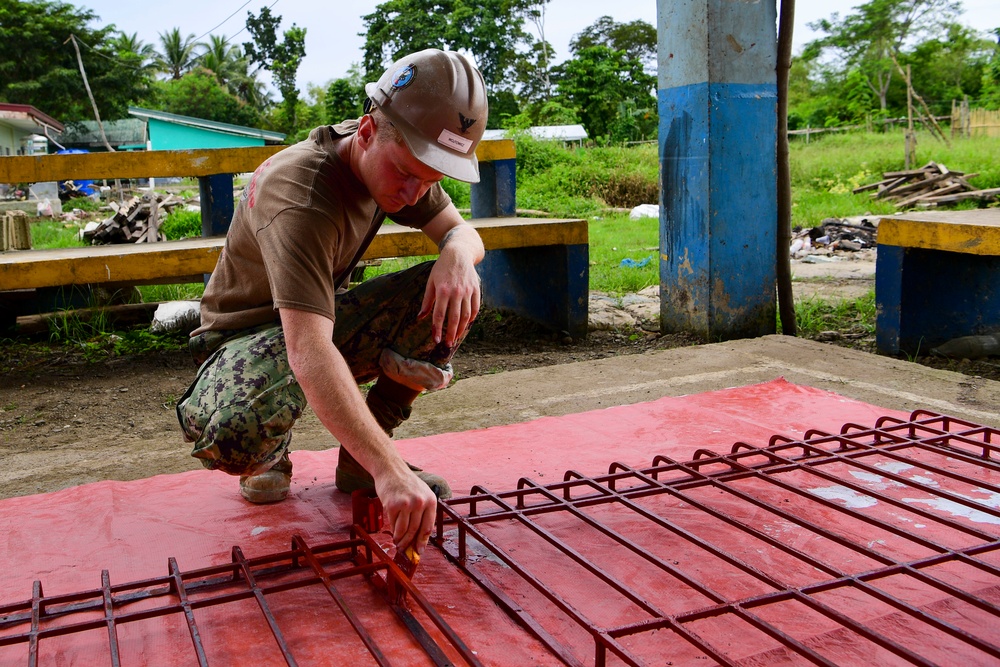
[29,219,87,248]
[587,214,658,295]
[789,290,877,338]
[789,130,1000,228]
[138,283,205,302]
[20,128,999,354]
[365,213,659,296]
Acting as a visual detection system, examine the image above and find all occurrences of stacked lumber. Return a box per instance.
[854,162,1000,209]
[1,210,32,251]
[83,192,182,245]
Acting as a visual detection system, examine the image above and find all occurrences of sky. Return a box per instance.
[78,0,1000,94]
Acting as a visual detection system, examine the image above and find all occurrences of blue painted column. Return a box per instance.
[199,173,235,237]
[657,0,778,340]
[470,139,517,218]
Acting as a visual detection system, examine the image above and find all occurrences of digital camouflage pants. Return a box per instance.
[176,262,467,477]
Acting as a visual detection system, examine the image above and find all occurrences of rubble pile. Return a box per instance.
[853,162,1000,209]
[791,217,878,257]
[83,192,183,245]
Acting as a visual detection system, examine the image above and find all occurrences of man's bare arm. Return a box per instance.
[279,307,437,553]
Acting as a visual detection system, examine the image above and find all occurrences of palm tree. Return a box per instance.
[198,34,271,110]
[111,32,158,70]
[156,28,202,80]
[200,35,243,88]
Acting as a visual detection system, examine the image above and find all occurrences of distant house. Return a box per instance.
[128,107,285,150]
[483,124,589,146]
[59,119,148,152]
[0,104,64,156]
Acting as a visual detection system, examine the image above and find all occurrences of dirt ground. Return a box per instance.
[2,265,998,501]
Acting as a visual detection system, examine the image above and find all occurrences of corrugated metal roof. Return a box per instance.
[60,119,148,149]
[0,103,64,134]
[483,125,589,142]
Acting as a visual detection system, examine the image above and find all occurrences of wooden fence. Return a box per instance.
[969,109,1000,138]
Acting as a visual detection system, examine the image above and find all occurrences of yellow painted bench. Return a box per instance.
[0,218,586,290]
[875,209,1000,354]
[0,142,590,337]
[1,217,588,336]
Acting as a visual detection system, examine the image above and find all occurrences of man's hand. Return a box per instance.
[376,464,438,556]
[419,247,481,346]
[418,209,485,347]
[280,308,440,554]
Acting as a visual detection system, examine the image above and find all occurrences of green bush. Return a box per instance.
[160,209,202,240]
[440,178,470,209]
[512,135,659,216]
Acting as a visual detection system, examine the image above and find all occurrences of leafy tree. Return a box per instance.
[362,0,449,77]
[244,7,306,134]
[0,0,152,121]
[982,29,1000,109]
[152,67,261,128]
[569,15,657,72]
[156,28,202,80]
[806,0,962,111]
[552,45,655,141]
[325,78,363,124]
[515,39,557,108]
[904,23,992,113]
[361,0,540,91]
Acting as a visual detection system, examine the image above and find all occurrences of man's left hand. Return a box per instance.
[419,249,481,347]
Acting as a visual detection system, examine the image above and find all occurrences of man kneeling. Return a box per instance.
[177,49,488,557]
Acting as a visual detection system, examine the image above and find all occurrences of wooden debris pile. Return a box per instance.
[854,162,1000,209]
[83,192,184,245]
[791,217,878,256]
[1,210,32,251]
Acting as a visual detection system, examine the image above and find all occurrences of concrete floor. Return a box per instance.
[398,335,1000,441]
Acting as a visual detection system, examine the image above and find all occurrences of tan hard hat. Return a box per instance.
[365,49,488,183]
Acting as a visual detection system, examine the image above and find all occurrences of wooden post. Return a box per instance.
[905,65,916,170]
[962,95,970,138]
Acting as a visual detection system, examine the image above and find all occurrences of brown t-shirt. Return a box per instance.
[195,122,450,334]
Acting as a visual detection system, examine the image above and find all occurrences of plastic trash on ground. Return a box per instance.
[629,204,658,220]
[151,300,202,334]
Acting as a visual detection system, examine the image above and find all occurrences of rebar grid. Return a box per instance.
[0,529,482,667]
[434,410,1000,667]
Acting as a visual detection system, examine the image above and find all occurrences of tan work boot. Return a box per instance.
[240,452,293,504]
[335,446,452,500]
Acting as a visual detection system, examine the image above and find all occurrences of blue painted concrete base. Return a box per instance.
[477,244,589,339]
[876,245,1000,355]
[471,159,517,218]
[199,174,235,237]
[658,82,777,340]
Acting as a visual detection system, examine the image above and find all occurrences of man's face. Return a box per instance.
[364,125,445,213]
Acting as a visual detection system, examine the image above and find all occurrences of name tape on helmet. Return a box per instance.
[437,128,474,154]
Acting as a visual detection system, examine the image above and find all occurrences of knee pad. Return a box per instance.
[379,348,454,392]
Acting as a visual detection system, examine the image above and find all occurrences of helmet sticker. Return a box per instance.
[438,128,474,154]
[391,64,416,90]
[458,113,477,134]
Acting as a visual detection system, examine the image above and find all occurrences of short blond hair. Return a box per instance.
[371,108,404,145]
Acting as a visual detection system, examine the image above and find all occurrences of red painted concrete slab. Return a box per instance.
[0,379,917,664]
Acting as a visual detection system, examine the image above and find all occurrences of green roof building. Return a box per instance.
[128,107,285,151]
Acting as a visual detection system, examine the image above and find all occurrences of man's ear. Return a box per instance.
[356,114,376,150]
